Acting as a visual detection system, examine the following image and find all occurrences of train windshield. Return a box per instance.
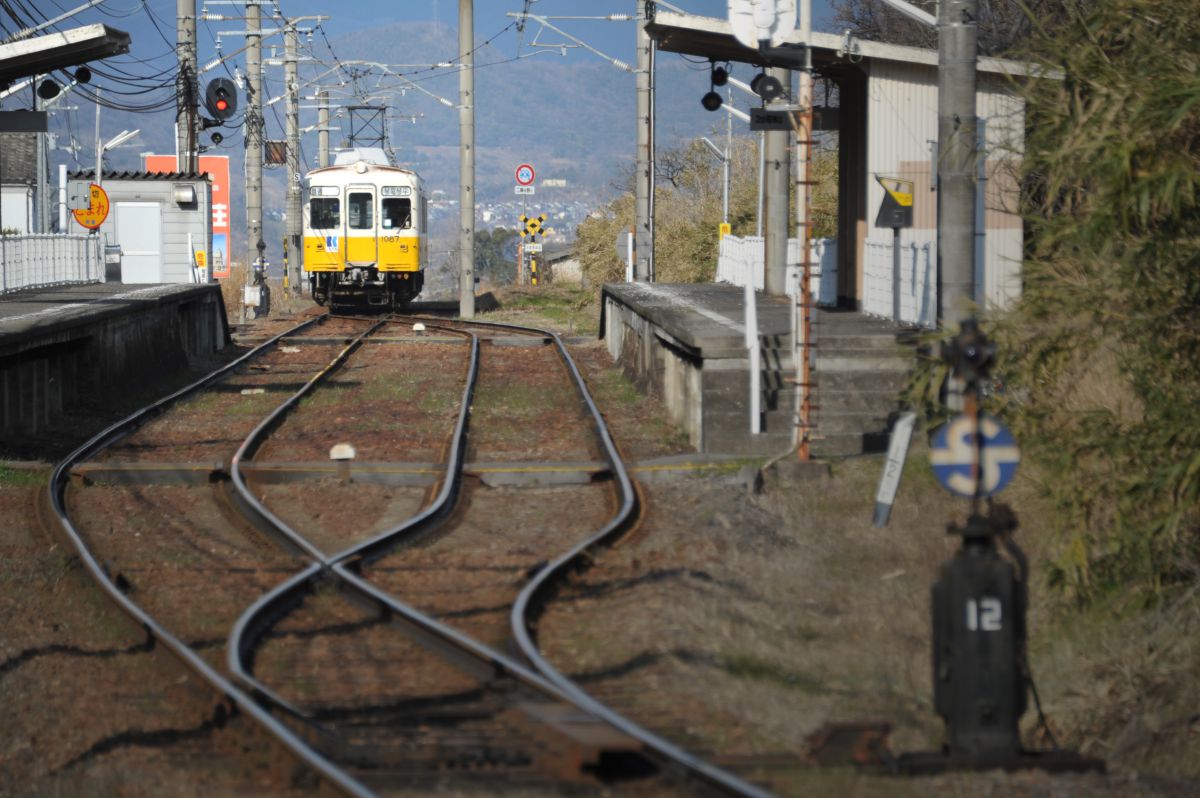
[382,197,412,230]
[348,192,374,229]
[310,198,339,229]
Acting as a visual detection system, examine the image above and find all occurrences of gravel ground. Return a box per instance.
[2,296,1196,797]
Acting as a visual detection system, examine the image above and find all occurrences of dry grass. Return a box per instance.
[540,439,1199,795]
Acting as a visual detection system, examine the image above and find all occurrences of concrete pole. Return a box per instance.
[634,4,652,282]
[245,1,264,269]
[317,90,330,168]
[458,0,475,319]
[93,87,102,187]
[176,0,197,172]
[285,23,302,294]
[35,78,47,232]
[723,89,732,224]
[936,0,978,323]
[756,131,764,237]
[763,66,791,295]
[58,164,67,231]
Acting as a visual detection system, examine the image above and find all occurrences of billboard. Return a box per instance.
[144,154,232,278]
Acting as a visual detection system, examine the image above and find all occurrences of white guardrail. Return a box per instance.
[1,234,104,295]
[716,235,838,305]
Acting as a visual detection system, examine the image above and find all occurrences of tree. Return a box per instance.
[474,228,518,287]
[575,136,839,290]
[830,0,1088,57]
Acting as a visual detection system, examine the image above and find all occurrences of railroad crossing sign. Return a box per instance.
[71,183,109,230]
[515,163,535,186]
[519,213,546,238]
[929,413,1020,498]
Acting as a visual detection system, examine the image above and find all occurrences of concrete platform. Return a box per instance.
[1,283,230,435]
[600,282,914,457]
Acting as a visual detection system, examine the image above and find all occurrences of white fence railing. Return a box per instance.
[862,237,937,328]
[1,234,104,295]
[715,235,838,305]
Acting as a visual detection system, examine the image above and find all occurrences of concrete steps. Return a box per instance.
[806,317,916,457]
[702,321,916,457]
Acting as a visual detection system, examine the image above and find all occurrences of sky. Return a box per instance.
[264,1,838,59]
[3,0,840,254]
[8,1,838,75]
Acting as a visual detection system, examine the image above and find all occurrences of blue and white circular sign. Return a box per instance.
[929,413,1020,498]
[515,163,535,186]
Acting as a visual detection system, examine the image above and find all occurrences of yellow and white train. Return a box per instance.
[303,157,427,307]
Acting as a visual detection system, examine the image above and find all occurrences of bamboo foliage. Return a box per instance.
[994,0,1200,598]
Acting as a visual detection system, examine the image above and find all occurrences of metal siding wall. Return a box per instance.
[159,183,190,284]
[96,179,211,284]
[977,76,1025,311]
[864,61,1026,326]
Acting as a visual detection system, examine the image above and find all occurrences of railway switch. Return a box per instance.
[932,510,1027,760]
[891,319,1103,775]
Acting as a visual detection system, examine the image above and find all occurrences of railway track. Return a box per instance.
[45,311,775,797]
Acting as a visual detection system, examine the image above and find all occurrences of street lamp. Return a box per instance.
[700,136,730,225]
[95,127,139,186]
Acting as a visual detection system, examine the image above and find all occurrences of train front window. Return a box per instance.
[310,198,339,229]
[348,192,373,229]
[382,197,412,230]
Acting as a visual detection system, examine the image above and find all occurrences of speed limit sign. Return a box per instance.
[515,163,535,186]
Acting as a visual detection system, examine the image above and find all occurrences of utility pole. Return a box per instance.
[763,66,791,295]
[317,90,330,168]
[176,0,197,172]
[245,0,264,274]
[936,0,978,321]
[458,0,475,319]
[634,2,655,282]
[284,21,301,294]
[35,76,48,232]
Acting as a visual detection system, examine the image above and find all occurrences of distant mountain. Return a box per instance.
[47,19,740,263]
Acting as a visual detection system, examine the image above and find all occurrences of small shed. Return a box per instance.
[648,13,1034,326]
[68,169,212,284]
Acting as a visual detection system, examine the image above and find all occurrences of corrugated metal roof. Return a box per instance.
[67,169,211,181]
[649,11,1052,79]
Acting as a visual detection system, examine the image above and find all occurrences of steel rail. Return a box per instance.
[225,318,590,721]
[510,324,779,798]
[406,314,778,798]
[44,313,379,798]
[223,314,773,797]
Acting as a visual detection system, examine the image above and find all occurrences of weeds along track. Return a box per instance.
[46,311,773,798]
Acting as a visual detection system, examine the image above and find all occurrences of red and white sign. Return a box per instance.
[145,154,232,278]
[71,183,109,229]
[515,163,535,186]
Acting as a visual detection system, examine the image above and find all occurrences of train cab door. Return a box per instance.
[345,185,378,265]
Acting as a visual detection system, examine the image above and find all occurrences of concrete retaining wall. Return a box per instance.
[0,285,229,435]
[602,291,793,455]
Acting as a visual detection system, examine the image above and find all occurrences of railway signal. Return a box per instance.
[204,77,237,124]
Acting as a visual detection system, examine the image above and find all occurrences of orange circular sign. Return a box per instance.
[72,183,109,229]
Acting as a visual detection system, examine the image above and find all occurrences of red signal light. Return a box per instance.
[216,98,228,111]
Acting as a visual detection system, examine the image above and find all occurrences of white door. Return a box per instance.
[115,202,162,283]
